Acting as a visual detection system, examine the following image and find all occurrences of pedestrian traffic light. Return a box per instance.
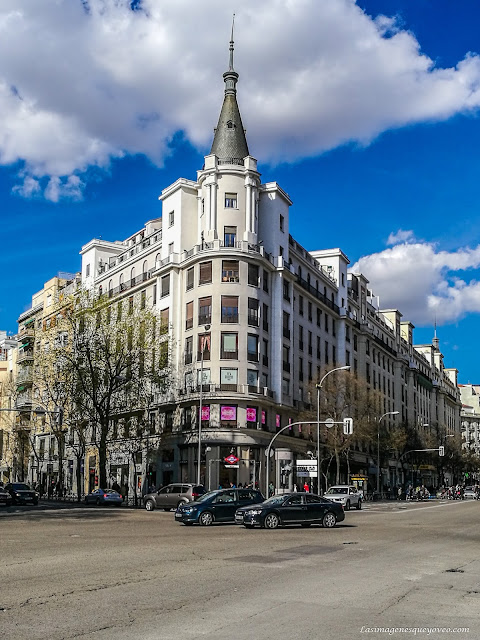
[55,407,63,428]
[439,445,445,457]
[343,417,353,435]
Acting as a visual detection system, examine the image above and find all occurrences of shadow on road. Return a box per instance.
[0,504,127,521]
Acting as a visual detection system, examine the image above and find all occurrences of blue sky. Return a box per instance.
[1,0,480,382]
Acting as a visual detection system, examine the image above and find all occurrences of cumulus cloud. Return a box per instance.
[352,242,480,325]
[386,229,415,245]
[1,0,480,199]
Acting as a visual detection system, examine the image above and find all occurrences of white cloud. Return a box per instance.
[1,1,480,199]
[352,242,480,325]
[386,229,415,245]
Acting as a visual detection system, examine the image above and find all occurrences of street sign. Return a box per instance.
[224,454,239,465]
[296,460,317,478]
[325,418,335,428]
[224,465,239,469]
[439,446,445,457]
[343,417,353,435]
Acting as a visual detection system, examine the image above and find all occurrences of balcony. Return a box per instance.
[17,350,34,364]
[220,384,239,392]
[221,350,238,360]
[297,275,340,314]
[221,313,239,323]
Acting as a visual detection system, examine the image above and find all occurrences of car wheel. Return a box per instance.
[95,498,100,506]
[264,513,280,529]
[301,523,312,528]
[199,511,214,526]
[323,512,337,528]
[356,500,362,510]
[345,500,351,511]
[145,500,155,511]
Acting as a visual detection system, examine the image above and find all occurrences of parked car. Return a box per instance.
[235,492,345,529]
[4,482,39,505]
[323,485,362,510]
[0,486,13,507]
[144,483,206,511]
[175,488,265,525]
[84,488,123,506]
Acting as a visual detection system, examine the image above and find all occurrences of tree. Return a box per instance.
[48,289,170,491]
[301,369,383,488]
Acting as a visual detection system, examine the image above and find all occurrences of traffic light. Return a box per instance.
[55,407,63,428]
[439,445,445,457]
[343,417,353,435]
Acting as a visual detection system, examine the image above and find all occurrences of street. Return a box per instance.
[1,500,479,639]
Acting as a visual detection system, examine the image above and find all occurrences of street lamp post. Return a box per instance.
[376,411,399,495]
[316,366,350,494]
[197,325,211,486]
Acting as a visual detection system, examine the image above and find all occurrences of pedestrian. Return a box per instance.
[293,483,298,492]
[268,482,274,497]
[303,481,309,493]
[397,486,402,501]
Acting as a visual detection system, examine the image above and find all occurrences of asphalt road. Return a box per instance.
[1,499,479,640]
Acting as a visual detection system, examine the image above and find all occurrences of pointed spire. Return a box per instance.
[229,14,235,72]
[433,316,440,350]
[210,17,249,163]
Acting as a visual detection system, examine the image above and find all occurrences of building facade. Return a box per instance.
[2,37,465,497]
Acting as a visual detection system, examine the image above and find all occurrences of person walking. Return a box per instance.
[303,481,309,493]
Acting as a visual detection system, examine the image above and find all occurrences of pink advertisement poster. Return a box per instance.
[276,414,280,428]
[261,410,266,425]
[221,406,236,421]
[246,408,257,422]
[201,406,210,421]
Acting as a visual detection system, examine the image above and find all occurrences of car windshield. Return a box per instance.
[12,483,30,491]
[262,495,288,506]
[325,487,347,495]
[194,491,220,503]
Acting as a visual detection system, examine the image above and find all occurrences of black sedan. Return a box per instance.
[4,482,39,505]
[0,486,13,507]
[175,488,264,526]
[235,492,345,529]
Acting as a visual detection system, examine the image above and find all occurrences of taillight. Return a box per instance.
[119,495,122,499]
[103,494,108,498]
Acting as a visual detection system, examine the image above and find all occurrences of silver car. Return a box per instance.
[323,485,362,510]
[144,483,205,511]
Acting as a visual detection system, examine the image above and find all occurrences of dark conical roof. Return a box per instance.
[209,21,249,164]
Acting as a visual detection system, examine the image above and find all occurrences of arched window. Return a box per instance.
[143,260,148,274]
[119,274,124,290]
[108,279,113,298]
[156,253,161,263]
[298,266,302,279]
[130,267,136,284]
[98,285,103,297]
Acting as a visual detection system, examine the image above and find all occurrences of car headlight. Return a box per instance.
[183,507,195,513]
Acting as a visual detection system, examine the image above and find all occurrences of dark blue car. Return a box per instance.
[175,488,264,526]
